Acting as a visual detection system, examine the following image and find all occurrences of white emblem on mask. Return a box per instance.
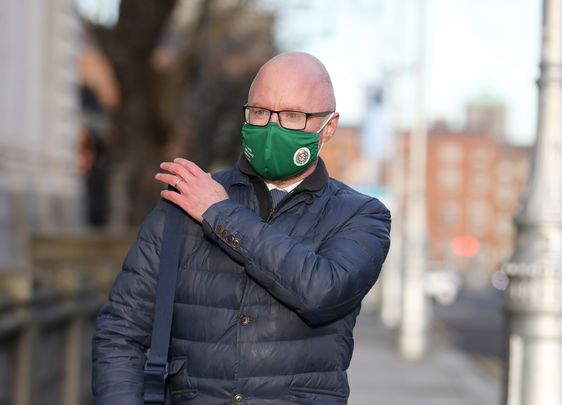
[293,147,311,166]
[244,146,254,160]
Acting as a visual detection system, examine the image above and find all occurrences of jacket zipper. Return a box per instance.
[267,190,297,222]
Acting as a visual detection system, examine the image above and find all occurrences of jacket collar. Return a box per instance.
[236,155,329,192]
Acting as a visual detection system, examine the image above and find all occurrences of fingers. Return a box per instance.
[160,185,203,223]
[159,161,194,182]
[156,158,209,195]
[160,188,186,209]
[173,158,206,176]
[160,185,194,215]
[156,158,221,224]
[154,172,185,190]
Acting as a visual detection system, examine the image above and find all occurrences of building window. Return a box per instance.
[439,170,462,191]
[516,160,530,182]
[438,144,463,165]
[497,160,515,182]
[470,201,490,231]
[495,185,518,208]
[470,147,493,169]
[471,170,489,192]
[440,202,459,227]
[496,213,514,238]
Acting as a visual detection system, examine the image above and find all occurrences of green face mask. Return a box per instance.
[242,122,320,180]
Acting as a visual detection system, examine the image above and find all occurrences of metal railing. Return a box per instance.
[0,232,133,405]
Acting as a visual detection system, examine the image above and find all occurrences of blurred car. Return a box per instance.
[425,269,462,305]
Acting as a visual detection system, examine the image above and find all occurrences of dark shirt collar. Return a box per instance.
[237,154,328,192]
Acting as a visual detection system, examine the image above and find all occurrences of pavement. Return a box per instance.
[347,312,502,405]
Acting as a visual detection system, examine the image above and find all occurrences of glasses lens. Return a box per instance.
[245,107,271,126]
[279,111,306,130]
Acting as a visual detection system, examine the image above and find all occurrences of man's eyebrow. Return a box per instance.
[281,106,305,112]
[248,100,305,112]
[253,105,306,112]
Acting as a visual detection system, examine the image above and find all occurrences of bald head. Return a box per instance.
[248,52,336,113]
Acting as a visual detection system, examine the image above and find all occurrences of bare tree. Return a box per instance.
[83,0,276,226]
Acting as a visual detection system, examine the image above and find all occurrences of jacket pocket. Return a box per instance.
[288,386,347,404]
[168,357,187,376]
[167,357,198,400]
[170,388,198,402]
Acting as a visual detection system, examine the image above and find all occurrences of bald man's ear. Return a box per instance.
[320,112,340,145]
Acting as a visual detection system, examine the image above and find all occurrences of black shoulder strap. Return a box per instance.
[144,200,185,404]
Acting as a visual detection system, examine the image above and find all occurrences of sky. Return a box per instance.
[76,0,543,146]
[269,0,542,145]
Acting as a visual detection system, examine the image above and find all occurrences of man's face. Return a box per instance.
[247,62,338,140]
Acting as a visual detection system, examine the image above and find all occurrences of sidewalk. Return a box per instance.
[347,313,502,405]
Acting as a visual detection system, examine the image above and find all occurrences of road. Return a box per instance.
[432,286,506,376]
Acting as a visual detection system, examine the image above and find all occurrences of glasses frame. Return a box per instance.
[243,105,334,131]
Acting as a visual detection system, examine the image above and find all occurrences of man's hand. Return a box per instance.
[155,158,229,223]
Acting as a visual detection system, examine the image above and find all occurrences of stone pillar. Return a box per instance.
[503,0,562,404]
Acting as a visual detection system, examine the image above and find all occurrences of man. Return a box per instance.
[92,52,391,405]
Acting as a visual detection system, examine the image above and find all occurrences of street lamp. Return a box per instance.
[503,0,562,404]
[399,0,428,360]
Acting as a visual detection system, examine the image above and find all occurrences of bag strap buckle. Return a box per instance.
[143,359,169,404]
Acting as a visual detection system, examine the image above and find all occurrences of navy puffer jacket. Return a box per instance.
[92,158,391,405]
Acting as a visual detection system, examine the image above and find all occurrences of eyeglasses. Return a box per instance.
[243,105,334,131]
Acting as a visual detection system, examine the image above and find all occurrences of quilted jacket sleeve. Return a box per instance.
[202,196,391,325]
[91,200,167,405]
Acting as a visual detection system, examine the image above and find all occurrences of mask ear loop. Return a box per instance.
[316,112,335,155]
[316,112,335,134]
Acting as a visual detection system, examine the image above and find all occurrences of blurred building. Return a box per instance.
[425,128,530,277]
[321,126,362,182]
[322,125,392,187]
[380,97,530,279]
[305,97,528,280]
[0,0,83,269]
[465,93,507,142]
